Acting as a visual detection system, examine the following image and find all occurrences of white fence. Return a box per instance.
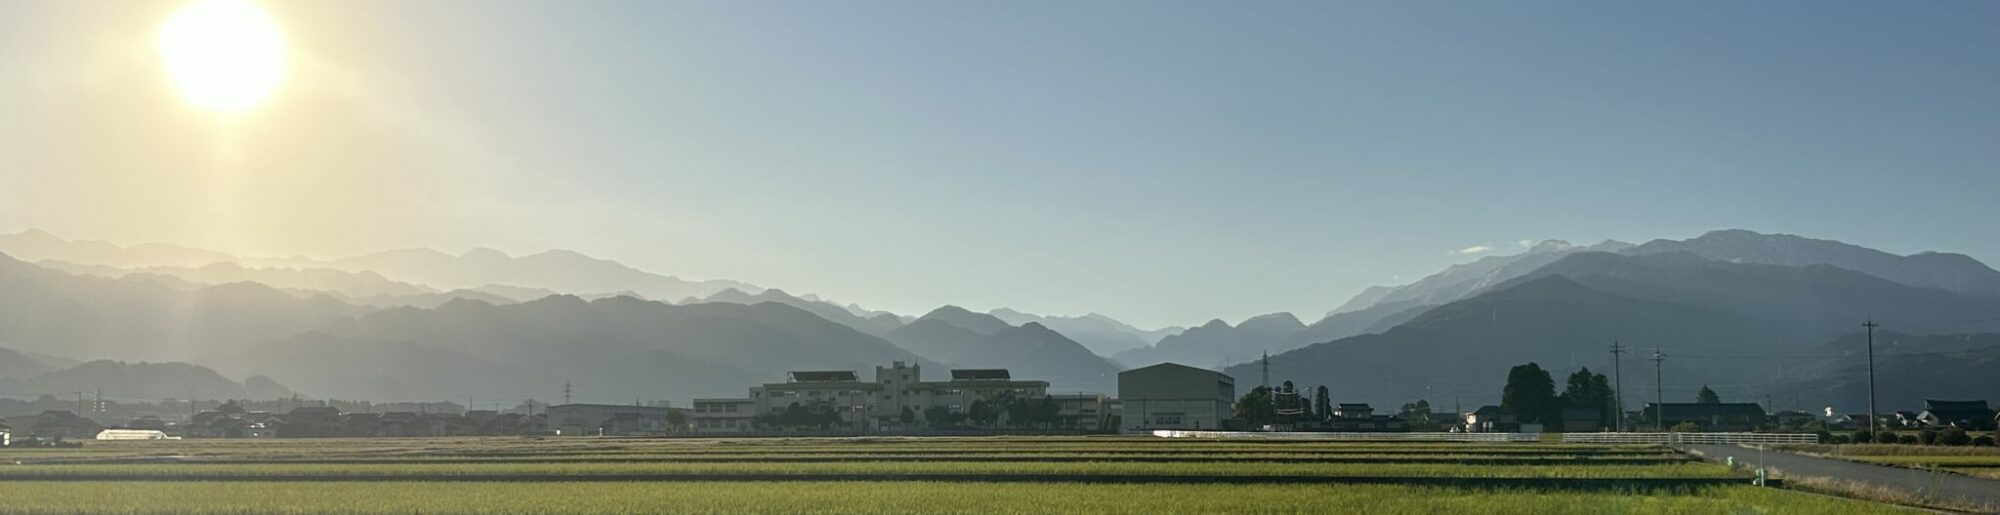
[1152,430,1541,442]
[1561,432,1820,445]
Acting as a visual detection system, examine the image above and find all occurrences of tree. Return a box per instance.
[1030,396,1061,428]
[923,406,959,429]
[1696,385,1721,404]
[1314,385,1332,422]
[1560,367,1614,431]
[968,399,998,427]
[1233,386,1275,426]
[1400,400,1437,431]
[1502,363,1559,425]
[665,410,687,433]
[900,406,916,426]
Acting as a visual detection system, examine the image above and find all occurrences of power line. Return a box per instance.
[1610,340,1626,432]
[1650,348,1666,432]
[1863,317,1881,435]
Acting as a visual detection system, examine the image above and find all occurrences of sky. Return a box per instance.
[2,1,1998,328]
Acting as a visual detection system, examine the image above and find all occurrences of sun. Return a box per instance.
[158,0,286,112]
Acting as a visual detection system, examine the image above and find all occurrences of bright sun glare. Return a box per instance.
[159,0,286,112]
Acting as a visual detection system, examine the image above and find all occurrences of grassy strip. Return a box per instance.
[0,481,1913,514]
[0,461,1737,479]
[1777,468,1998,514]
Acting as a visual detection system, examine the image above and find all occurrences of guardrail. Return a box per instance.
[1152,431,1541,442]
[1561,432,1820,445]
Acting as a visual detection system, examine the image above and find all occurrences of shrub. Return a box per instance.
[1830,435,1851,444]
[1918,429,1939,445]
[1812,430,1833,444]
[1972,436,1995,447]
[1938,428,1971,446]
[1875,430,1899,444]
[1852,430,1873,444]
[1897,435,1918,445]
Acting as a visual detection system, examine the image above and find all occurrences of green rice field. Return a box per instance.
[0,436,1918,513]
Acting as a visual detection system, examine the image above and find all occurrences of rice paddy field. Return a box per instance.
[0,436,1920,514]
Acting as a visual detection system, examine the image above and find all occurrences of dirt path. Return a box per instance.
[1685,444,2000,511]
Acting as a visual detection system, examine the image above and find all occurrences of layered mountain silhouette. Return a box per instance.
[212,296,946,401]
[0,360,292,401]
[1229,246,2000,408]
[0,251,372,362]
[1113,312,1307,369]
[0,230,758,307]
[885,307,1121,393]
[701,288,904,337]
[988,308,1181,356]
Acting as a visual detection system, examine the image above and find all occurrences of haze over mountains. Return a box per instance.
[3,227,1997,413]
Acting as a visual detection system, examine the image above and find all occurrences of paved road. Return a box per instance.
[1685,444,2000,510]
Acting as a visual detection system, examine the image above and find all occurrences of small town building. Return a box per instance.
[1559,407,1603,432]
[1050,393,1112,432]
[1116,362,1234,434]
[692,398,756,433]
[0,422,11,446]
[1643,402,1766,431]
[95,429,179,440]
[279,406,346,438]
[1918,400,1997,430]
[1463,406,1517,432]
[547,404,671,436]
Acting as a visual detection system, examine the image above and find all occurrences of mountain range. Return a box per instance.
[4,227,1997,413]
[1226,236,2000,409]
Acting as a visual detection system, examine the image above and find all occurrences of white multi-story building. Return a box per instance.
[691,398,756,433]
[742,361,1058,431]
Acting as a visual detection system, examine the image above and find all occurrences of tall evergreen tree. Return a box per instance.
[1502,363,1559,425]
[1696,385,1721,404]
[1561,367,1614,430]
[1314,385,1333,421]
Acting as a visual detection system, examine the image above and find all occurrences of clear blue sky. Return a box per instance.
[3,1,1997,328]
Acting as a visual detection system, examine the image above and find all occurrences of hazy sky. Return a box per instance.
[3,1,1998,328]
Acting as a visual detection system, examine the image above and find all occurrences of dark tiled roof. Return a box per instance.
[790,371,859,382]
[951,369,1012,381]
[1923,400,1992,412]
[1645,403,1765,417]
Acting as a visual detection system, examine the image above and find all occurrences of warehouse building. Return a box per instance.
[1117,362,1235,433]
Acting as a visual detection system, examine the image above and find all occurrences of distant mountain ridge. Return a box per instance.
[885,307,1122,393]
[988,308,1181,356]
[0,229,761,307]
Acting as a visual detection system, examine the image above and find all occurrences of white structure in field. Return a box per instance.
[95,429,179,440]
[1118,362,1235,434]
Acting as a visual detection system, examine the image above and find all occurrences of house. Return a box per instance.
[1333,403,1374,419]
[279,406,345,438]
[1643,403,1766,431]
[1917,400,1997,430]
[547,404,670,436]
[1559,407,1604,432]
[1117,362,1235,434]
[1770,410,1817,428]
[1,421,11,447]
[1893,411,1923,428]
[28,411,102,440]
[1463,406,1518,433]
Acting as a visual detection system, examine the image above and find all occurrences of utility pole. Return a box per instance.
[563,381,573,405]
[75,391,85,415]
[1651,349,1666,432]
[1863,317,1880,434]
[1260,350,1270,390]
[1610,341,1627,432]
